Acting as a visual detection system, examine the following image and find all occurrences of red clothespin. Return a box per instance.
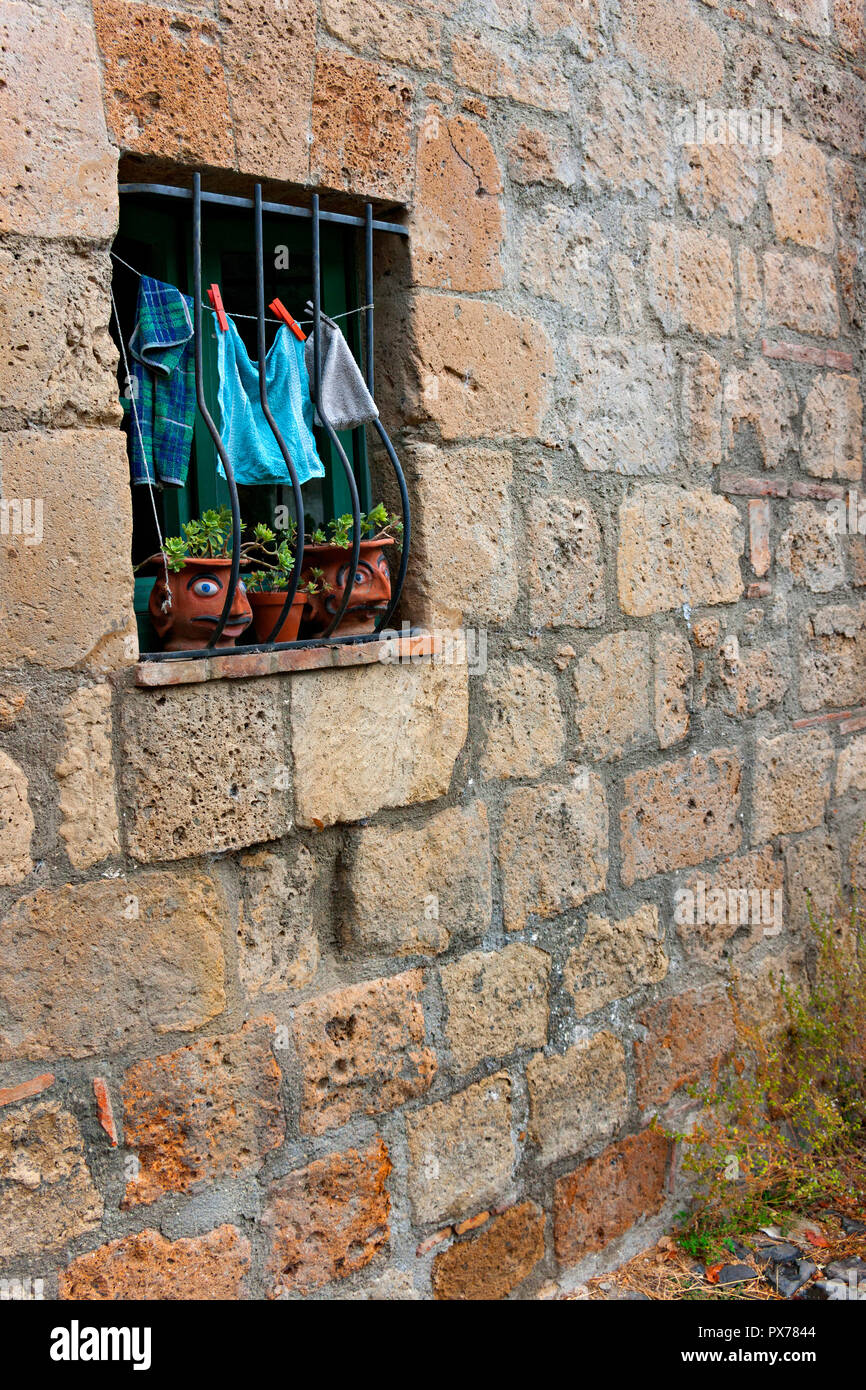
[208,283,228,332]
[269,298,306,342]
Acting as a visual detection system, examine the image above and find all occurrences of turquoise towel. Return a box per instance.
[214,314,325,487]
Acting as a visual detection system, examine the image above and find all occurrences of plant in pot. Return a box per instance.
[240,522,327,644]
[301,503,403,637]
[144,506,254,651]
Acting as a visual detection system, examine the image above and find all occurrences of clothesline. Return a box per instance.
[109,250,373,325]
[114,253,379,495]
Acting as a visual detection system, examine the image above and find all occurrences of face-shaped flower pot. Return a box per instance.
[148,555,253,651]
[247,589,307,645]
[300,539,393,637]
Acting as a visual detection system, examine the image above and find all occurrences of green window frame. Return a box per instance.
[112,194,372,650]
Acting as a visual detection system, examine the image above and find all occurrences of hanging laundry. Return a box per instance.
[214,314,325,487]
[128,275,196,488]
[304,303,379,431]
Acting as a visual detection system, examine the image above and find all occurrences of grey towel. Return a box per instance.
[304,303,379,430]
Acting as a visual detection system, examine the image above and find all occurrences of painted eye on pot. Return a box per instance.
[190,577,222,597]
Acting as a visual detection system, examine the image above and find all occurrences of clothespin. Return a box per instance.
[208,283,228,332]
[269,298,306,342]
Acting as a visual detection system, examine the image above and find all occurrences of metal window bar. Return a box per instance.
[121,177,411,663]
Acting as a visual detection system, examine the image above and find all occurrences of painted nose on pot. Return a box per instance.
[229,579,253,626]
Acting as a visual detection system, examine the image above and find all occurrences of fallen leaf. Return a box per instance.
[804,1230,830,1248]
[706,1262,723,1284]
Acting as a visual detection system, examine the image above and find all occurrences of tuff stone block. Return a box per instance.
[0,429,133,671]
[582,77,673,206]
[682,350,722,469]
[292,971,436,1134]
[121,1020,284,1207]
[431,1202,545,1299]
[441,943,550,1071]
[404,294,553,440]
[481,662,565,779]
[0,749,33,886]
[526,495,605,628]
[0,872,226,1060]
[93,0,233,165]
[238,846,320,995]
[784,832,843,936]
[311,52,413,200]
[60,1226,250,1301]
[501,777,608,931]
[620,750,742,885]
[724,360,798,470]
[290,659,468,826]
[678,143,760,225]
[406,1074,514,1224]
[507,124,576,186]
[323,0,440,68]
[752,729,834,842]
[800,601,866,710]
[569,337,677,474]
[713,637,791,717]
[573,631,652,761]
[617,486,744,617]
[767,133,834,253]
[220,0,316,182]
[522,209,607,325]
[343,802,492,956]
[451,33,569,111]
[676,846,785,963]
[616,0,723,96]
[0,245,119,427]
[654,631,692,748]
[413,108,504,291]
[526,1032,627,1165]
[777,501,845,592]
[565,905,668,1018]
[801,374,863,480]
[0,0,116,237]
[635,988,735,1109]
[554,1129,669,1264]
[0,1102,101,1259]
[648,224,736,338]
[763,251,840,337]
[121,677,289,861]
[56,683,120,870]
[400,443,518,625]
[263,1139,391,1296]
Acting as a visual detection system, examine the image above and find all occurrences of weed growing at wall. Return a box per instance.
[668,897,866,1255]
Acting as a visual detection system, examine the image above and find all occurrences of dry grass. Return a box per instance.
[583,1212,866,1301]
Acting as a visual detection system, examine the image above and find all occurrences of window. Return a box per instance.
[111,185,378,653]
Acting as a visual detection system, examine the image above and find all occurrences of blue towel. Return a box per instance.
[128,276,196,488]
[214,314,325,487]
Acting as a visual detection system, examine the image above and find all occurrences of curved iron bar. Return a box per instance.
[360,202,411,634]
[192,173,243,650]
[310,193,362,640]
[370,418,411,634]
[252,183,306,644]
[364,202,375,396]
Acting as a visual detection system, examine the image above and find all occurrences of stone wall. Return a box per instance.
[0,0,863,1299]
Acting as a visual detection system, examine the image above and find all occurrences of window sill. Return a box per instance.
[134,633,439,687]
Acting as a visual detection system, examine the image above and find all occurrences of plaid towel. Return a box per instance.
[128,275,196,488]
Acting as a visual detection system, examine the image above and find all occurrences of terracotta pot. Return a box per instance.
[300,538,394,637]
[247,588,307,644]
[148,555,253,652]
